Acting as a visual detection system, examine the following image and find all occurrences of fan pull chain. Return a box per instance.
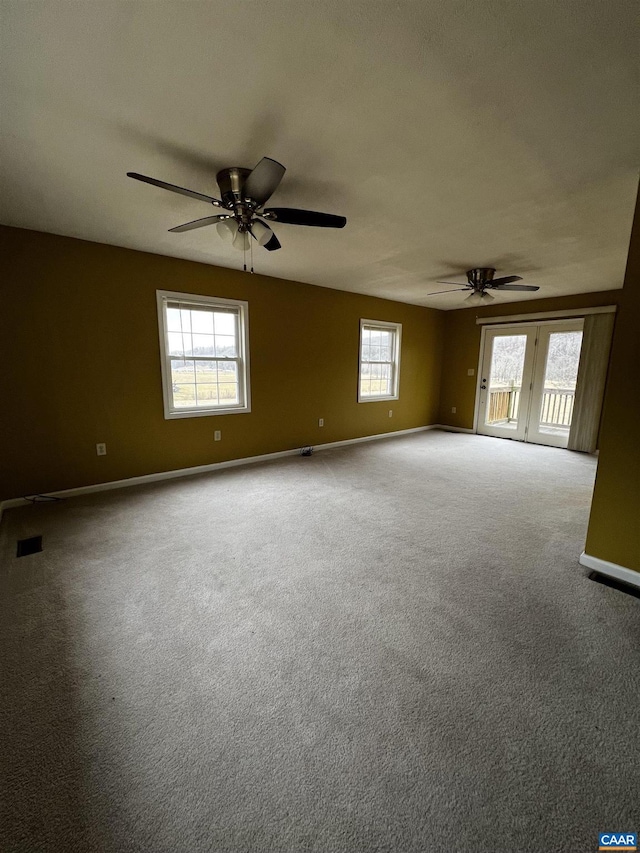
[250,237,254,274]
[243,241,247,273]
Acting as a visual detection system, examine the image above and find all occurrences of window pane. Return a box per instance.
[218,383,239,403]
[166,308,182,332]
[215,335,237,357]
[218,362,238,384]
[174,385,197,407]
[195,360,216,383]
[191,310,214,335]
[179,310,192,333]
[370,346,381,361]
[168,332,184,355]
[171,359,195,380]
[192,334,215,356]
[195,384,218,405]
[214,312,236,335]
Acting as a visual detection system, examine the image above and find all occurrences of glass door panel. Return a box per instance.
[527,321,584,448]
[478,327,537,441]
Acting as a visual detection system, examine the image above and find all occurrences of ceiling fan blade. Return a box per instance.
[429,288,470,296]
[127,172,222,205]
[263,232,281,252]
[491,284,540,292]
[168,215,227,233]
[436,280,469,286]
[242,157,286,205]
[489,275,523,287]
[263,207,347,228]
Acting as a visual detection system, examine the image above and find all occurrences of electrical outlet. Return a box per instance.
[214,430,221,441]
[318,418,324,427]
[96,443,107,456]
[388,409,393,418]
[451,407,457,414]
[467,368,475,376]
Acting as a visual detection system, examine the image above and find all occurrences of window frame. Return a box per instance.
[156,289,251,419]
[358,318,402,403]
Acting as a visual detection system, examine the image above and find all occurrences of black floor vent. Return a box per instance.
[16,536,43,558]
[589,570,640,600]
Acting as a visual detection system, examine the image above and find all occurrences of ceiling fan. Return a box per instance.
[431,267,539,305]
[127,157,346,253]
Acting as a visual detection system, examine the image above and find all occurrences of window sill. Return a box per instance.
[358,395,399,403]
[164,406,251,419]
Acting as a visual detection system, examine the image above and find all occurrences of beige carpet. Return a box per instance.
[1,431,638,852]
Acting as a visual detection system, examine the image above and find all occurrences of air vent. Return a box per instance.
[16,536,43,558]
[589,571,640,601]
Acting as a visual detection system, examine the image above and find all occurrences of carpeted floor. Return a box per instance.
[1,431,638,852]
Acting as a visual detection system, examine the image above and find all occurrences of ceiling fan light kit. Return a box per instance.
[216,218,237,242]
[464,290,495,306]
[127,157,347,259]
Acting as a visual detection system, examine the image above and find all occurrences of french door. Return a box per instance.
[477,320,584,448]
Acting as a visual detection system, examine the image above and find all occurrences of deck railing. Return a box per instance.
[488,386,575,427]
[539,388,575,427]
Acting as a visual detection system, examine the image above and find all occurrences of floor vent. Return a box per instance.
[589,570,640,601]
[16,536,43,558]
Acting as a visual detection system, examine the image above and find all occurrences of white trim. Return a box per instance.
[0,425,440,522]
[358,318,402,402]
[579,552,640,590]
[156,290,251,419]
[476,305,617,326]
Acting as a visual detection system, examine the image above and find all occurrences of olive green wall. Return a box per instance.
[585,192,640,573]
[438,290,623,430]
[0,226,444,502]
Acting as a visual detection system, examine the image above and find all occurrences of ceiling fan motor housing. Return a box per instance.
[216,167,256,229]
[467,268,496,289]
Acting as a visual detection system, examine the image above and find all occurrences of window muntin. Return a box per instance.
[157,291,250,418]
[359,320,401,401]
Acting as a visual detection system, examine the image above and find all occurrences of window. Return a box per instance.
[157,290,250,419]
[358,319,401,401]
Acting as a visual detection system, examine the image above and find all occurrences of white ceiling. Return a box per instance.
[1,1,638,309]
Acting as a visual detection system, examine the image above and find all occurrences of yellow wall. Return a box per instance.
[585,192,640,573]
[0,226,444,502]
[438,290,623,430]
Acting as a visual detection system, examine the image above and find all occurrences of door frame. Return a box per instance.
[474,318,584,443]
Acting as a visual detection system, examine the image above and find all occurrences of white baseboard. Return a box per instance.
[579,552,640,590]
[0,424,440,522]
